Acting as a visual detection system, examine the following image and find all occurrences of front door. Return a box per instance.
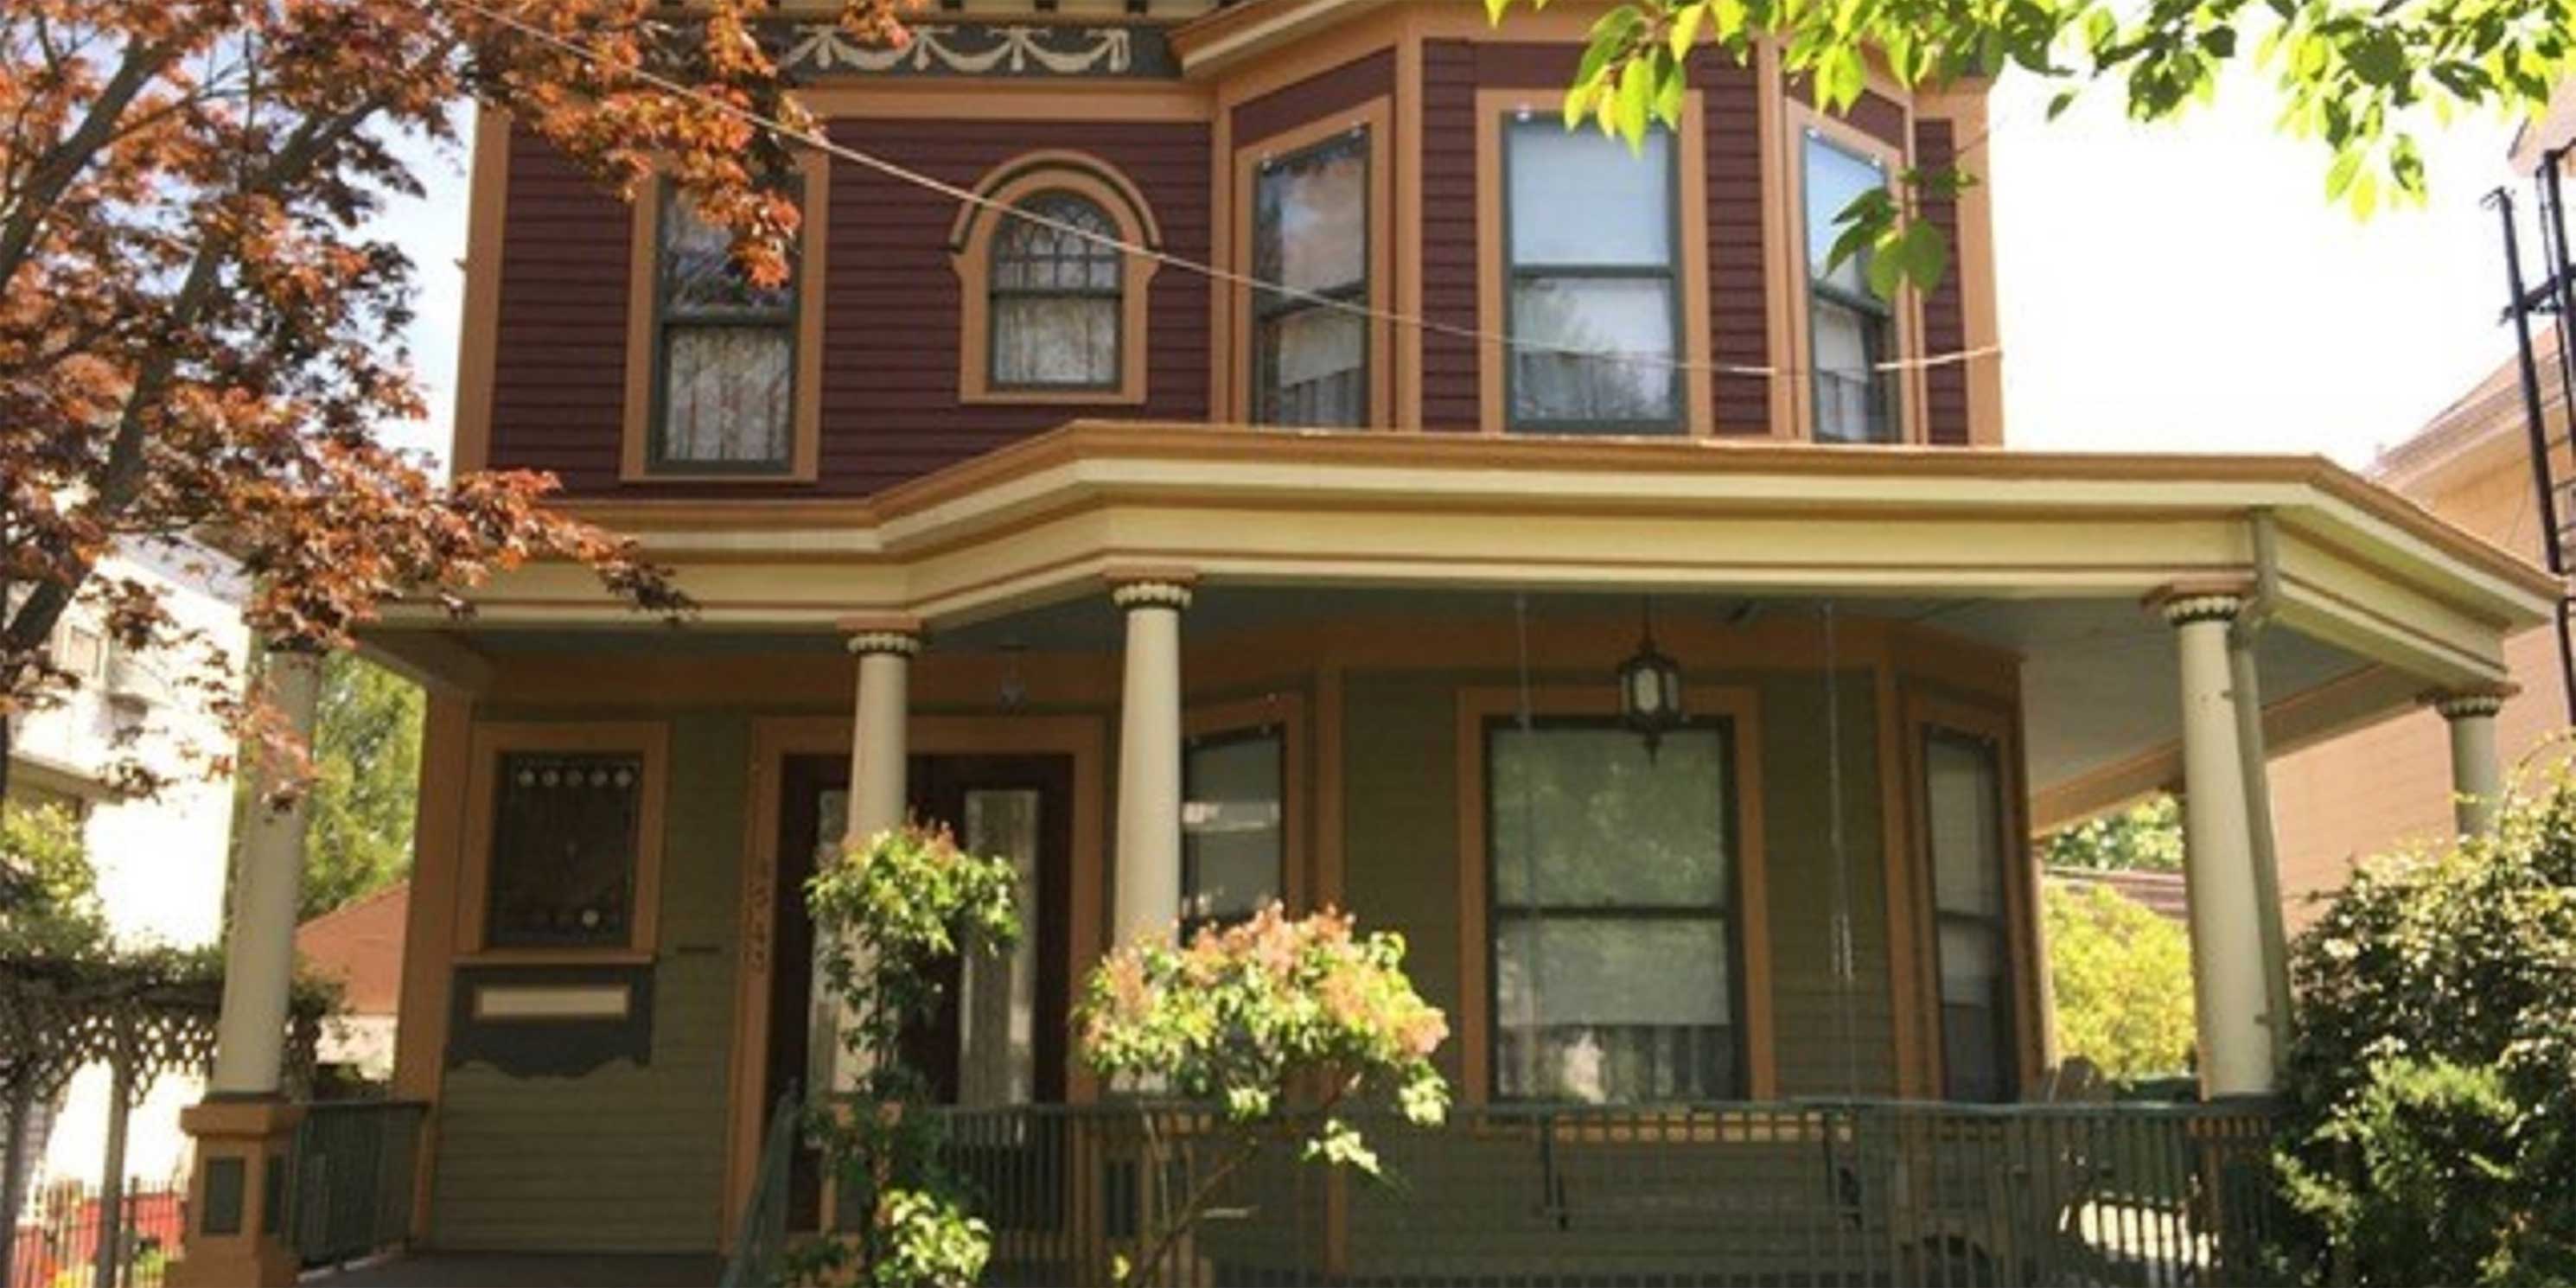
[765,751,1074,1228]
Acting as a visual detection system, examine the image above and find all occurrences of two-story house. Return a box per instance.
[169,1,2558,1283]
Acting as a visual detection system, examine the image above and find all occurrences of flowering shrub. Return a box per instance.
[1080,904,1450,1283]
[794,824,1021,1288]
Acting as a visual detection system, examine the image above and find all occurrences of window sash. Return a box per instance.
[1182,725,1285,937]
[988,194,1125,392]
[1802,133,1898,444]
[1922,726,2018,1101]
[1253,131,1371,426]
[649,185,798,474]
[1253,291,1368,427]
[1502,119,1682,432]
[1485,717,1743,1103]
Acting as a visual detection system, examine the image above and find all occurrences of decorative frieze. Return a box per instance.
[782,22,1176,79]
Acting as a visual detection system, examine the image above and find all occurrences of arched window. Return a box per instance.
[988,193,1124,391]
[952,153,1159,405]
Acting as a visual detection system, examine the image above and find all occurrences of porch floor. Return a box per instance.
[303,1252,724,1286]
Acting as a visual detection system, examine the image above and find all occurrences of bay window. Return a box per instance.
[1253,131,1370,427]
[1489,720,1738,1103]
[1502,119,1681,432]
[1803,132,1898,443]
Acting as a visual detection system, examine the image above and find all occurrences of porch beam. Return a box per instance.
[1110,570,1194,946]
[2427,685,2515,835]
[2152,586,2279,1100]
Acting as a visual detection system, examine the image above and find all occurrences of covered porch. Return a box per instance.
[176,424,2554,1285]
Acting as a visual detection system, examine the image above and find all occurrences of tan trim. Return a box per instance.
[1313,665,1346,907]
[1210,95,1237,421]
[1452,684,1774,1105]
[1902,688,2044,1095]
[1393,14,1425,430]
[450,107,509,475]
[950,156,1162,405]
[1204,7,1401,107]
[794,82,1215,122]
[455,721,672,961]
[1474,88,1715,437]
[1872,660,1923,1096]
[720,711,1110,1240]
[617,155,829,484]
[1184,692,1310,911]
[1782,97,1924,445]
[1229,97,1397,429]
[391,695,471,1240]
[1755,43,1798,440]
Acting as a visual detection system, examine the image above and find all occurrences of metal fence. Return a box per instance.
[885,1098,2287,1288]
[6,1179,184,1288]
[287,1100,428,1270]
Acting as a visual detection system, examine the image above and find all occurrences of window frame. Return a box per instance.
[1499,117,1686,436]
[1783,103,1922,445]
[1453,684,1772,1106]
[619,156,829,483]
[1476,91,1713,437]
[951,153,1160,406]
[1903,692,2037,1103]
[1482,713,1748,1105]
[457,722,670,964]
[1231,100,1393,428]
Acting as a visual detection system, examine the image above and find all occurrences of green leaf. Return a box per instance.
[1484,0,1511,25]
[1669,3,1706,59]
[2047,88,2080,119]
[2324,146,2363,199]
[1615,57,1654,144]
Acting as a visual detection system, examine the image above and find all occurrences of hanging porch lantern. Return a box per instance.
[1616,596,1685,757]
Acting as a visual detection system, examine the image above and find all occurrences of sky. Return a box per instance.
[368,74,2538,472]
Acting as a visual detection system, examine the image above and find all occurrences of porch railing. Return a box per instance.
[865,1098,2287,1288]
[287,1100,428,1270]
[719,1089,802,1288]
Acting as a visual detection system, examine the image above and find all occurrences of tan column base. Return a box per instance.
[170,1099,304,1288]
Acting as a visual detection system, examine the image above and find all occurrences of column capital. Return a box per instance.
[1106,566,1197,612]
[838,613,923,658]
[2146,579,2251,628]
[2424,684,2518,721]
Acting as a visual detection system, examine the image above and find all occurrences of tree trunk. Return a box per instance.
[1,1080,34,1288]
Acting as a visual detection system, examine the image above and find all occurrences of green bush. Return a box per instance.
[2273,780,2576,1285]
[2042,880,2194,1081]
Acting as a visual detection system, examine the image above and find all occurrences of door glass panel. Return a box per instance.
[959,788,1042,1106]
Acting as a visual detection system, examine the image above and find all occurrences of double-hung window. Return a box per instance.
[651,192,799,473]
[1252,132,1370,426]
[1802,132,1898,443]
[1489,719,1738,1103]
[1502,119,1682,431]
[1181,726,1285,937]
[1924,727,2017,1101]
[989,194,1125,391]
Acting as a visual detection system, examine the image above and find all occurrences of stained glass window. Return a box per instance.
[485,752,644,949]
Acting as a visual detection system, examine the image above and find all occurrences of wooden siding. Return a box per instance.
[1786,77,1910,149]
[429,714,746,1252]
[483,121,1211,497]
[1704,61,1769,433]
[1916,118,1969,446]
[1419,41,1483,430]
[1230,48,1395,143]
[486,128,630,489]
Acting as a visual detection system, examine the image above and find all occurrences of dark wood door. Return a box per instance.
[765,750,1074,1229]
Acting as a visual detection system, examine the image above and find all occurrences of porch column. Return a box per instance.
[2428,686,2514,835]
[1111,571,1194,946]
[821,615,921,1094]
[2155,587,2278,1100]
[174,648,323,1288]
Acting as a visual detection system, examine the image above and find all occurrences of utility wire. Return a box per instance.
[450,0,2005,382]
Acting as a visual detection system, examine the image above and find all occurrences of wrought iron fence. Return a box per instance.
[287,1100,428,1270]
[870,1098,2288,1288]
[5,1177,184,1288]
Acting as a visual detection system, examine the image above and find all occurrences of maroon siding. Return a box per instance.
[1418,42,1773,433]
[1231,48,1395,143]
[1915,118,1969,446]
[1419,40,1482,430]
[820,118,1210,495]
[486,128,633,489]
[482,119,1211,499]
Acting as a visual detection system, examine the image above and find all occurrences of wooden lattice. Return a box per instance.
[0,953,327,1108]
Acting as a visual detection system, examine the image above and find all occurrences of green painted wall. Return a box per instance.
[430,712,747,1252]
[1336,668,1896,1100]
